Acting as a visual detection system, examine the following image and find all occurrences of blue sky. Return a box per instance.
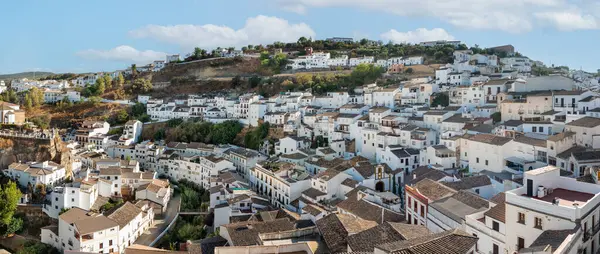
[1,0,599,74]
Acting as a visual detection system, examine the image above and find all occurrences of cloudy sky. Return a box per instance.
[1,0,599,74]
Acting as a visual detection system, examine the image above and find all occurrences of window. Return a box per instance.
[114,184,118,188]
[413,200,417,210]
[539,126,544,132]
[99,243,103,249]
[71,198,74,202]
[476,158,479,163]
[485,160,488,166]
[518,212,525,224]
[420,205,425,217]
[493,244,499,254]
[492,221,500,231]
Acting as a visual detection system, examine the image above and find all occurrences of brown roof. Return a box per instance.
[107,202,143,228]
[59,207,91,224]
[347,222,429,252]
[316,213,378,253]
[223,218,295,246]
[125,244,186,254]
[443,175,491,190]
[337,192,404,224]
[566,116,600,128]
[376,228,478,254]
[513,135,547,147]
[302,188,326,199]
[467,134,512,146]
[74,216,119,235]
[413,178,457,201]
[547,131,576,142]
[484,193,506,223]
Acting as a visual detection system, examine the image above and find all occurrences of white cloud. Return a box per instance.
[534,11,599,30]
[76,45,167,63]
[276,0,600,32]
[381,28,455,44]
[129,15,316,49]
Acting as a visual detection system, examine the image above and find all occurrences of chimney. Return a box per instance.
[413,172,417,180]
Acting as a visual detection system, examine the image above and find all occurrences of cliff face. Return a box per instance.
[0,135,73,178]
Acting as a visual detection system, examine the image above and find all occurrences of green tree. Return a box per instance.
[116,73,125,88]
[103,74,113,90]
[0,181,21,227]
[131,102,147,117]
[491,112,502,123]
[231,75,242,89]
[28,87,44,106]
[431,93,449,107]
[5,217,23,235]
[248,75,261,88]
[132,78,153,93]
[24,94,33,109]
[177,222,203,240]
[95,78,106,95]
[16,240,60,254]
[116,109,129,123]
[88,96,102,105]
[405,67,414,74]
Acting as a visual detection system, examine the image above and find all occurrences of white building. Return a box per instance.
[4,161,66,188]
[349,56,375,67]
[42,202,153,253]
[469,166,600,254]
[251,161,311,208]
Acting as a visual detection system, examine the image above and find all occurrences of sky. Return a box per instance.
[1,0,599,74]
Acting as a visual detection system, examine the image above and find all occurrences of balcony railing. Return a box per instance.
[583,223,600,242]
[554,103,577,108]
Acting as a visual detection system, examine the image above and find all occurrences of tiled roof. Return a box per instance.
[413,178,457,201]
[429,191,489,223]
[527,228,578,251]
[409,167,450,185]
[376,229,478,254]
[572,150,600,161]
[316,213,378,253]
[302,188,327,199]
[302,204,324,216]
[337,193,404,224]
[341,178,359,187]
[547,131,576,142]
[443,175,491,191]
[513,135,547,147]
[467,134,512,146]
[503,120,523,127]
[107,202,143,228]
[347,222,429,252]
[223,218,295,246]
[484,199,506,223]
[566,116,600,128]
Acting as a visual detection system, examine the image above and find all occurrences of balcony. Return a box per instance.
[583,223,600,242]
[554,103,577,108]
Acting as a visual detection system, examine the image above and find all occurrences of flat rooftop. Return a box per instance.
[525,188,595,207]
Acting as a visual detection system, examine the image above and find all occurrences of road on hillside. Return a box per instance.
[133,194,181,246]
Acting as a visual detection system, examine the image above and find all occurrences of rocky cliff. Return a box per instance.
[0,135,73,178]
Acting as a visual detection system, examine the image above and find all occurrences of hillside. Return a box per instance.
[0,71,54,80]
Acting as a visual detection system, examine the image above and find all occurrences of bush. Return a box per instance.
[28,115,51,129]
[17,240,60,254]
[5,217,23,236]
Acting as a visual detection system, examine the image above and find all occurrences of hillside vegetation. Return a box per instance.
[0,72,54,80]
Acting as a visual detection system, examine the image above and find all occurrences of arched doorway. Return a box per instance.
[375,181,384,192]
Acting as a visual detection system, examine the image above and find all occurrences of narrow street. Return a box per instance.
[133,194,181,246]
